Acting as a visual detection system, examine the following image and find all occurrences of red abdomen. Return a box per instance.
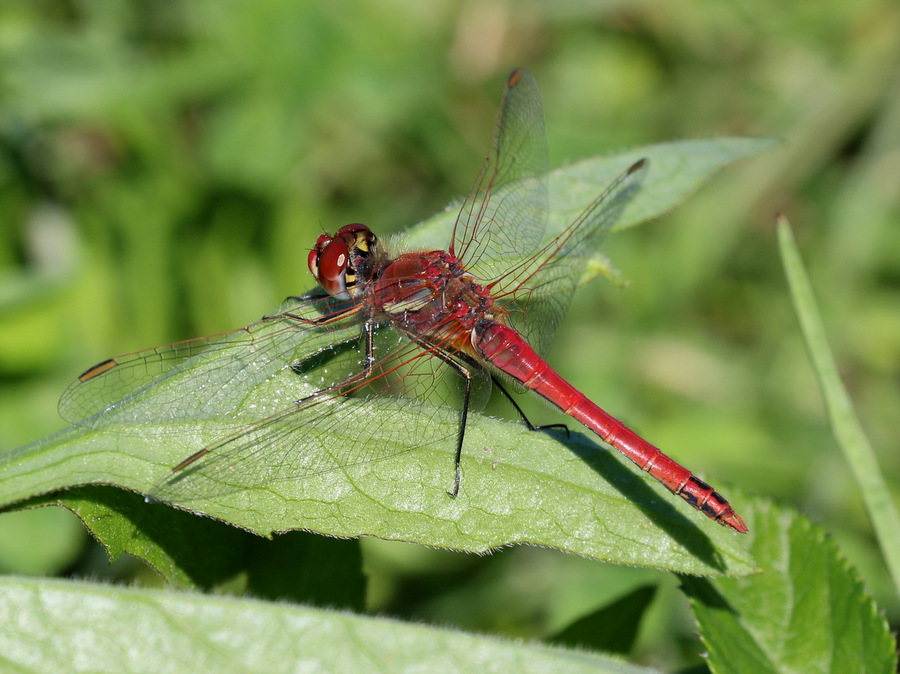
[472,320,747,533]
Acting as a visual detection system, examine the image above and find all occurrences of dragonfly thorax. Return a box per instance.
[374,251,500,348]
[308,224,381,300]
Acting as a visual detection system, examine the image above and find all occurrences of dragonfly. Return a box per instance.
[60,68,747,533]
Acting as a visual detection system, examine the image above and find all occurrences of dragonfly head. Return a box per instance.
[308,224,379,300]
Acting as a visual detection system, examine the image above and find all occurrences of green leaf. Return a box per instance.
[549,585,656,655]
[683,497,897,673]
[2,417,755,582]
[18,486,367,602]
[0,576,658,674]
[0,140,770,583]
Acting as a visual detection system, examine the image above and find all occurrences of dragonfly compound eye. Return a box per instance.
[314,237,352,299]
[308,233,333,279]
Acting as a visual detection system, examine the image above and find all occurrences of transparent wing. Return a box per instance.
[448,70,647,359]
[150,323,491,508]
[62,272,493,509]
[493,159,649,357]
[58,294,364,427]
[450,68,549,280]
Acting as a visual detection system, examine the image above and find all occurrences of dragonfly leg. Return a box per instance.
[411,345,474,498]
[260,292,324,320]
[446,357,472,498]
[263,291,355,324]
[290,317,377,397]
[490,375,570,437]
[281,308,336,324]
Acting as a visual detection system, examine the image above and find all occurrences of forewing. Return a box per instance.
[451,68,549,280]
[57,295,364,428]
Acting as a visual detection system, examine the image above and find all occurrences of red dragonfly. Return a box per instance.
[61,69,746,533]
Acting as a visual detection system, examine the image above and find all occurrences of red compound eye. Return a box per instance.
[313,237,351,299]
[309,224,376,300]
[308,234,331,280]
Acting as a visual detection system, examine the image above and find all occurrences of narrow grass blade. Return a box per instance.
[777,215,900,595]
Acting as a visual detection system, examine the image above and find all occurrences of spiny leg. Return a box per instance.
[415,345,474,498]
[265,292,359,326]
[289,318,377,402]
[490,374,569,437]
[425,353,573,498]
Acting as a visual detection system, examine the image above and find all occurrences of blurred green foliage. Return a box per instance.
[1,0,898,668]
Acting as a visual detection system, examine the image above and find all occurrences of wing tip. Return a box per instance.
[629,157,648,173]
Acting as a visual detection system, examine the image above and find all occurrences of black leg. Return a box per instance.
[491,375,569,437]
[267,292,364,327]
[413,345,474,498]
[262,293,320,321]
[293,316,377,398]
[422,350,573,499]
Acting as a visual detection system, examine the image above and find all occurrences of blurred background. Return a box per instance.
[1,0,898,668]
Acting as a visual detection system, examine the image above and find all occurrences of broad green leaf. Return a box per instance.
[0,140,770,582]
[0,576,657,674]
[2,415,754,581]
[19,486,367,602]
[683,497,897,674]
